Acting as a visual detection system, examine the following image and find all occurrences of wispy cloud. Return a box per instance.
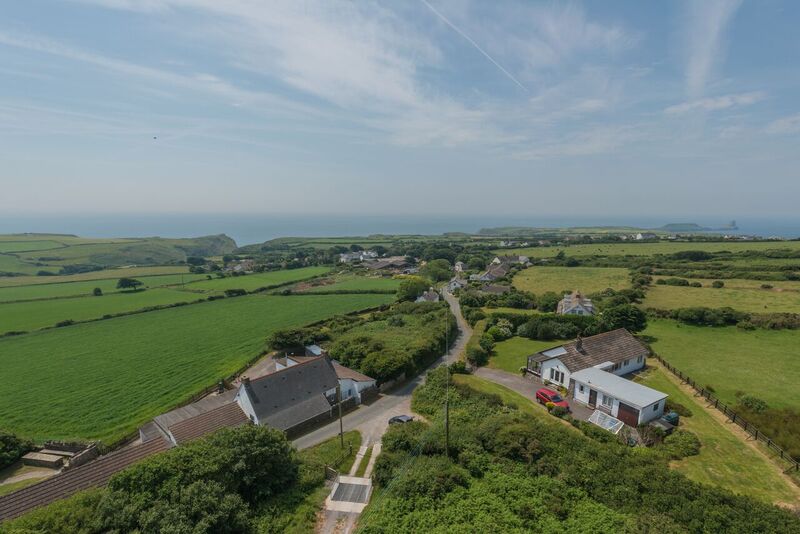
[419,0,527,91]
[664,91,765,115]
[684,0,742,98]
[765,113,800,135]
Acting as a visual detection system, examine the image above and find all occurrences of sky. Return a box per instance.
[1,0,799,218]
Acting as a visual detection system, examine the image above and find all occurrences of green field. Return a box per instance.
[0,288,207,332]
[0,266,191,288]
[512,266,630,294]
[0,273,206,303]
[644,319,800,410]
[185,267,330,292]
[0,240,64,253]
[636,366,800,504]
[0,293,393,444]
[0,254,42,275]
[298,275,400,293]
[503,240,800,258]
[488,336,559,373]
[644,283,800,314]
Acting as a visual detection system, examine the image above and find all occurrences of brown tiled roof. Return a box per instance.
[532,329,649,373]
[168,402,249,445]
[0,437,168,521]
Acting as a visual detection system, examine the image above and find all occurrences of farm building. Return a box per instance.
[571,368,667,426]
[473,264,509,282]
[556,290,595,315]
[339,251,379,263]
[491,254,530,266]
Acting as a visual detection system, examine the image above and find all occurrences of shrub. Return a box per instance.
[478,334,495,352]
[224,288,247,297]
[550,406,568,418]
[711,280,725,288]
[664,399,693,417]
[466,346,489,367]
[738,395,768,413]
[689,282,702,288]
[55,319,75,328]
[92,287,103,296]
[661,430,701,460]
[761,284,773,289]
[0,430,34,470]
[449,361,469,374]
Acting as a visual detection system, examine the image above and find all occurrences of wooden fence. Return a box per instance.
[653,354,799,473]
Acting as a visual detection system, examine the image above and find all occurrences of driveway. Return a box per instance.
[474,367,593,421]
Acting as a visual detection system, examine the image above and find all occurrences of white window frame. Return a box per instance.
[601,394,613,408]
[637,355,643,364]
[653,403,660,411]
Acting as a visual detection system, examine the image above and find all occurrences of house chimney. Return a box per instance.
[575,335,583,352]
[241,376,250,386]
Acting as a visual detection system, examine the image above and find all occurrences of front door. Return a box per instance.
[588,389,597,407]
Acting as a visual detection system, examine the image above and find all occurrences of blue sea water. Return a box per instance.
[0,214,798,246]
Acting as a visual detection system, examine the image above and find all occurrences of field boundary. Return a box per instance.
[653,353,799,473]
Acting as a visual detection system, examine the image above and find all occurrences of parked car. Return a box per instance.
[535,388,570,411]
[389,415,414,424]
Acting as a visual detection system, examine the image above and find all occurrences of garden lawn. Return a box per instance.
[184,267,330,292]
[644,319,800,410]
[636,366,800,504]
[512,266,630,294]
[501,241,800,258]
[488,336,560,374]
[0,273,206,303]
[0,288,206,333]
[0,293,392,444]
[644,283,800,314]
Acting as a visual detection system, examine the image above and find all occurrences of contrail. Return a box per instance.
[420,0,528,92]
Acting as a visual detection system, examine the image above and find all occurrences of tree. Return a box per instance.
[712,280,725,288]
[116,278,143,291]
[186,256,206,266]
[92,287,103,296]
[421,259,452,282]
[600,304,647,333]
[396,276,429,302]
[536,292,561,312]
[0,430,34,470]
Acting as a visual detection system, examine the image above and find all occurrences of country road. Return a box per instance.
[293,288,471,451]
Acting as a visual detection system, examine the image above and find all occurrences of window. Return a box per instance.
[549,368,555,380]
[611,363,620,372]
[601,394,613,407]
[623,359,630,366]
[653,403,660,411]
[637,355,643,364]
[579,384,585,393]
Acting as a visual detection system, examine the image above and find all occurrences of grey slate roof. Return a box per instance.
[531,329,649,373]
[168,402,249,444]
[243,356,338,430]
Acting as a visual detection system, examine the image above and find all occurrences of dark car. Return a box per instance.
[535,387,570,411]
[389,415,414,424]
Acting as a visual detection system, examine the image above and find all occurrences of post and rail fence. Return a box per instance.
[653,354,799,473]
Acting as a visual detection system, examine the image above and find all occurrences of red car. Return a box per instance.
[535,387,570,411]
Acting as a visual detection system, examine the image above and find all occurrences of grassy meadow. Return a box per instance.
[644,319,800,410]
[0,288,205,332]
[0,273,206,302]
[502,240,800,258]
[512,266,630,294]
[488,336,559,373]
[0,293,393,444]
[636,366,800,504]
[297,274,401,293]
[644,283,800,314]
[0,266,191,288]
[184,266,330,292]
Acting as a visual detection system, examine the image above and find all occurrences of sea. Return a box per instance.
[0,214,799,247]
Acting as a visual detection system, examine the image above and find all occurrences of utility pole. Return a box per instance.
[444,306,450,457]
[337,383,344,449]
